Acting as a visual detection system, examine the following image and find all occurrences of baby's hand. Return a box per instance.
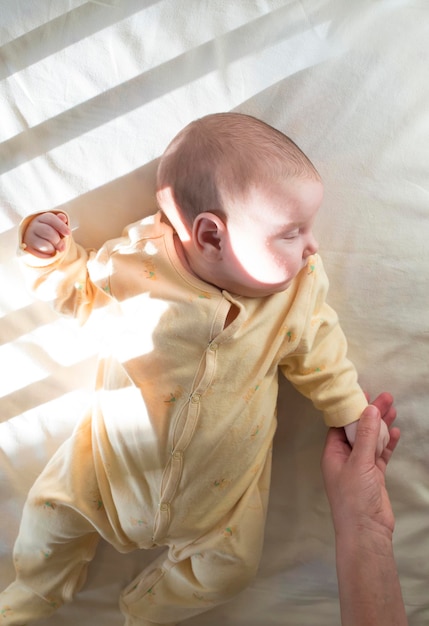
[344,414,390,457]
[22,212,71,258]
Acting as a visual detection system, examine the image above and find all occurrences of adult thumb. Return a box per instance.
[352,404,381,462]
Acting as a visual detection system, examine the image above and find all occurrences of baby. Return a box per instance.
[2,113,389,626]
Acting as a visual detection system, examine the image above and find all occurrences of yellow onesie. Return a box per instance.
[0,211,367,626]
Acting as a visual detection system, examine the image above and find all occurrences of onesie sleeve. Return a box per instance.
[279,255,367,428]
[18,211,114,325]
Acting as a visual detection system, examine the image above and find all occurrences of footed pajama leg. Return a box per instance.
[120,457,271,626]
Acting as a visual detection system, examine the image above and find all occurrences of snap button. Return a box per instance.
[209,342,218,351]
[191,393,201,403]
[160,503,169,511]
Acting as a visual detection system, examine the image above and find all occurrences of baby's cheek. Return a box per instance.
[268,248,294,278]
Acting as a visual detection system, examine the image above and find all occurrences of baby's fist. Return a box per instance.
[22,212,71,258]
[377,418,390,456]
[344,413,390,457]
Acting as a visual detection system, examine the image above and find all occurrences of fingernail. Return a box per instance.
[365,405,380,419]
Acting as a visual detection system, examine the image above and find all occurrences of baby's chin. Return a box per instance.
[231,279,294,298]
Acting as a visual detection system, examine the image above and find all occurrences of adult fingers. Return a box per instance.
[378,426,401,469]
[350,404,381,464]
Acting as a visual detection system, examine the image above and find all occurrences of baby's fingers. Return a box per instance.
[26,233,57,257]
[23,213,70,258]
[375,419,391,458]
[37,212,70,238]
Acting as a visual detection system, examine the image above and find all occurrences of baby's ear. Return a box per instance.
[192,212,226,260]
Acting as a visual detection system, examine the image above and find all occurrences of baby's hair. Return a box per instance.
[156,112,321,225]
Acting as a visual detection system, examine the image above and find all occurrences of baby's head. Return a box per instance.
[157,112,323,297]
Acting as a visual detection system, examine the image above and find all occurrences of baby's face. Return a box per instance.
[216,178,323,297]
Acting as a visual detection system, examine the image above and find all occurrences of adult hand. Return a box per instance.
[343,411,390,458]
[321,393,407,626]
[321,392,400,538]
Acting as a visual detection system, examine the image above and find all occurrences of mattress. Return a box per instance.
[1,1,428,624]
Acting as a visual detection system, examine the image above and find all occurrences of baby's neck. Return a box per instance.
[174,233,239,327]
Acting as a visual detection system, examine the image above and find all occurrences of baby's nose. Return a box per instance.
[304,233,318,257]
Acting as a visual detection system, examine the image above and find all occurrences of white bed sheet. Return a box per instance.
[1,1,428,624]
